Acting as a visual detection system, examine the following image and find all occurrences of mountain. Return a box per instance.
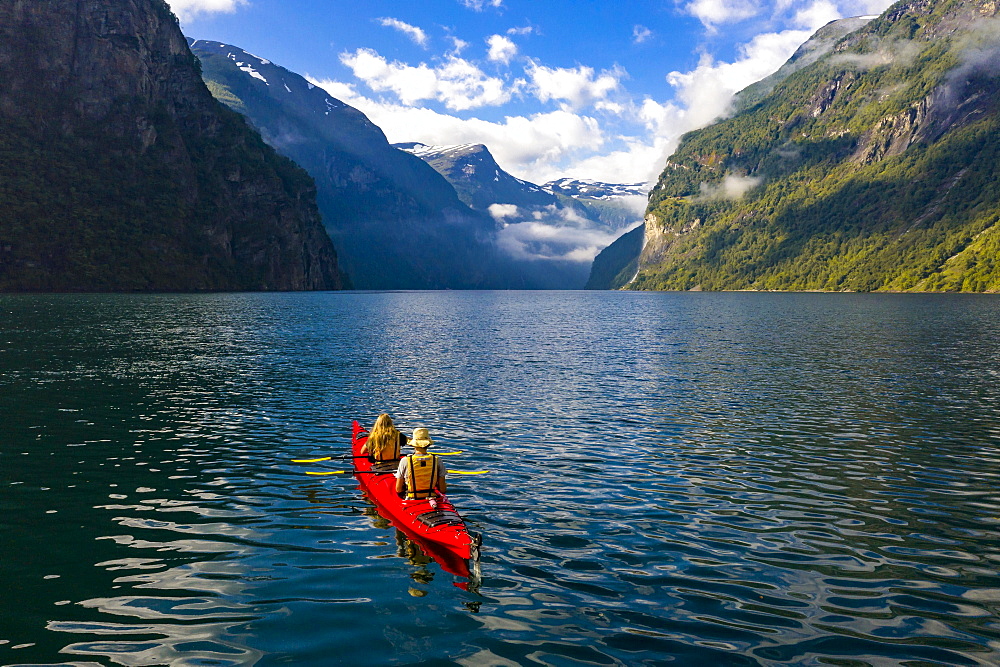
[543,179,648,200]
[733,16,877,112]
[398,142,647,288]
[191,42,505,289]
[395,143,561,211]
[0,0,343,292]
[591,0,1000,292]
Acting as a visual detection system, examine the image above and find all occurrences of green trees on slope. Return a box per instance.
[632,1,1000,293]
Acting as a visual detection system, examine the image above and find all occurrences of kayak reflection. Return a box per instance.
[361,506,482,593]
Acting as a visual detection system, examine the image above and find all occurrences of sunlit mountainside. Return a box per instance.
[592,0,1000,293]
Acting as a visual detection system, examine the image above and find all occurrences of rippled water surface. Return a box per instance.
[2,291,1000,666]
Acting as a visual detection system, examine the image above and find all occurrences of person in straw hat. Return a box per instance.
[395,427,447,500]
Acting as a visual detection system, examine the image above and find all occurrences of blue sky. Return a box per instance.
[172,0,895,185]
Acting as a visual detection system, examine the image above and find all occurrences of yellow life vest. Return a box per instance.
[403,453,440,500]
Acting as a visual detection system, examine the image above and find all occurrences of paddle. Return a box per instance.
[305,469,489,476]
[293,451,463,463]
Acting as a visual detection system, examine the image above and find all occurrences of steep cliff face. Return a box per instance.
[593,0,1000,292]
[192,41,509,289]
[0,0,343,291]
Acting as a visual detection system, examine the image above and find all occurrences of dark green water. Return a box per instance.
[1,291,999,666]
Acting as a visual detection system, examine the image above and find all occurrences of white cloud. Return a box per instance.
[507,26,535,36]
[792,0,841,30]
[488,204,521,221]
[699,174,762,199]
[837,0,896,15]
[685,0,759,28]
[310,0,900,186]
[166,0,246,21]
[487,35,518,64]
[460,0,503,10]
[377,18,429,48]
[633,25,653,44]
[527,62,623,111]
[667,28,814,125]
[308,76,608,181]
[557,21,827,184]
[340,48,510,111]
[496,208,640,263]
[449,36,470,55]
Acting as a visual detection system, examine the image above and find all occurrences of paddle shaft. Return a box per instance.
[306,469,488,476]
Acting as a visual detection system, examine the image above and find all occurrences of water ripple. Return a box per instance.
[2,292,1000,665]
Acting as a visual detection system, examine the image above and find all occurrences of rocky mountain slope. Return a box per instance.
[592,0,1000,292]
[395,143,562,212]
[397,143,645,229]
[192,42,509,289]
[398,142,646,288]
[542,179,647,201]
[0,0,343,291]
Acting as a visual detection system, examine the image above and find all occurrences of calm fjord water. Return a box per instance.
[1,291,999,666]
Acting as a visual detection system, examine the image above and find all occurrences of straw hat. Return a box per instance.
[411,427,434,448]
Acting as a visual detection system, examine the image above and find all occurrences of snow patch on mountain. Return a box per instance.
[225,52,268,84]
[543,178,648,200]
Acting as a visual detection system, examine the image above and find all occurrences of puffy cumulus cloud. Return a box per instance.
[633,25,653,44]
[377,18,429,48]
[687,0,894,30]
[791,0,841,29]
[166,0,246,22]
[527,62,623,111]
[340,48,509,111]
[488,204,521,221]
[685,0,759,29]
[460,0,503,10]
[554,139,670,185]
[560,20,832,184]
[487,35,518,64]
[309,76,607,180]
[667,28,814,125]
[312,0,901,187]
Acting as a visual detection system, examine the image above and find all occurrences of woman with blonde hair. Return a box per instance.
[361,413,408,461]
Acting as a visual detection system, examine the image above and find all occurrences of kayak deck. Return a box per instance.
[351,421,480,577]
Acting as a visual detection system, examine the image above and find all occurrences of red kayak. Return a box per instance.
[351,420,481,579]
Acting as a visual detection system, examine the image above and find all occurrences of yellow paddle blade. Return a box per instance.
[305,470,350,476]
[450,470,489,475]
[293,457,333,463]
[432,451,463,456]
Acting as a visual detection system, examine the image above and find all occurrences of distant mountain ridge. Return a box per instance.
[394,142,567,212]
[191,40,503,289]
[542,179,648,201]
[591,1,1000,292]
[398,141,647,288]
[0,0,343,291]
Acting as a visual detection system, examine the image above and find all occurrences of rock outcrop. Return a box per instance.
[0,0,344,291]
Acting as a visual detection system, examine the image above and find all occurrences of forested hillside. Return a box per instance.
[597,0,1000,292]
